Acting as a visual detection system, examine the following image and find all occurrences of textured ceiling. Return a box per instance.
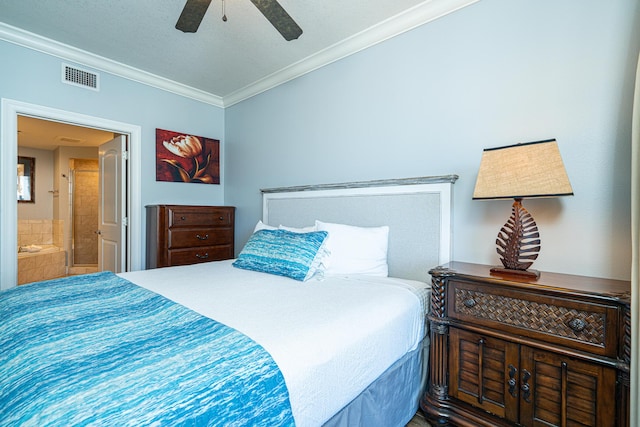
[0,0,477,106]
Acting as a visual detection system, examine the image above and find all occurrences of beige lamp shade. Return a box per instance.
[472,139,573,200]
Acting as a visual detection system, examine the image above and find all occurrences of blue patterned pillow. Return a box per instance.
[233,229,329,281]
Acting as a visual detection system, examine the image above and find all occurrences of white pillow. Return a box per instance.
[279,224,317,233]
[254,220,277,232]
[254,221,317,234]
[315,220,389,277]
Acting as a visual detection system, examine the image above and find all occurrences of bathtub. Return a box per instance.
[17,245,67,285]
[18,244,60,256]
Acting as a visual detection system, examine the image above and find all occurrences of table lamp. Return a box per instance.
[472,139,573,279]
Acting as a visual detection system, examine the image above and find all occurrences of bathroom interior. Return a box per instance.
[17,115,116,285]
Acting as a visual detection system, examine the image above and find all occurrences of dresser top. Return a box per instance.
[432,262,631,303]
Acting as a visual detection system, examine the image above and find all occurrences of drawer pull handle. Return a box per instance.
[196,234,209,240]
[195,253,209,259]
[521,369,531,403]
[568,318,586,332]
[508,364,518,397]
[463,298,476,308]
[219,216,224,220]
[180,216,186,221]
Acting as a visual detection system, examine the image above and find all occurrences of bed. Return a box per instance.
[0,175,456,427]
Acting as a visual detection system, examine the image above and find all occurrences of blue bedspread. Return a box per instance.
[0,272,294,426]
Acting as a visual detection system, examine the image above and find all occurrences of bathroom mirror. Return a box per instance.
[17,156,35,203]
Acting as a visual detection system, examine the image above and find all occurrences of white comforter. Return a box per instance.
[119,260,428,427]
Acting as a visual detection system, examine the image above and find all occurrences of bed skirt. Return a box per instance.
[323,334,429,427]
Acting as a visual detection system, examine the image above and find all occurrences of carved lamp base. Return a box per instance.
[490,266,540,280]
[494,198,541,277]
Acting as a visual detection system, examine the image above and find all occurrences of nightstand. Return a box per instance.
[420,262,631,427]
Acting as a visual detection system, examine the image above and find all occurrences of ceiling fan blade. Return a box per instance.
[176,0,212,33]
[249,0,303,41]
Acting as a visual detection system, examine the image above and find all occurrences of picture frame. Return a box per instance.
[155,129,220,184]
[17,156,35,203]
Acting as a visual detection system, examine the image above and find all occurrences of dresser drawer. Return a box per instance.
[447,280,619,357]
[167,245,234,266]
[168,207,233,228]
[168,228,233,249]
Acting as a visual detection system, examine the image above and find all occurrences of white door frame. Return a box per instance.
[1,98,143,290]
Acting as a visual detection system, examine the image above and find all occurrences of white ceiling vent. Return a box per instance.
[62,63,99,91]
[56,136,85,144]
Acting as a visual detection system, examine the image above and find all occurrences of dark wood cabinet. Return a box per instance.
[146,205,235,269]
[421,262,631,427]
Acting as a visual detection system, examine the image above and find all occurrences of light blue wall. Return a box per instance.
[226,0,640,280]
[0,40,225,208]
[3,1,638,280]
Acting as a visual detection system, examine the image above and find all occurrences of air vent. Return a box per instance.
[62,64,99,91]
[56,136,85,144]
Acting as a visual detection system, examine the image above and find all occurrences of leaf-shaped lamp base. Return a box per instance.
[490,266,540,279]
[491,198,541,279]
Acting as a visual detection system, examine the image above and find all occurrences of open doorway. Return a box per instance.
[1,99,143,290]
[17,116,116,282]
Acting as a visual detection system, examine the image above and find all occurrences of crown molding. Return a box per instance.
[223,0,480,106]
[0,22,224,108]
[0,0,478,109]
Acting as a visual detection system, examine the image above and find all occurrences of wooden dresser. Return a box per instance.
[421,262,631,427]
[146,205,235,269]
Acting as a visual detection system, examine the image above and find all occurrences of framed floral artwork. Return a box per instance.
[155,129,220,184]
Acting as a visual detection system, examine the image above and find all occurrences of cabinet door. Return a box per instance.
[449,328,520,422]
[519,346,617,427]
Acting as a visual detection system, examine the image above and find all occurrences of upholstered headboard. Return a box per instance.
[261,175,457,282]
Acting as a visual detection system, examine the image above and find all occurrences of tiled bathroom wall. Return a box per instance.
[71,159,99,265]
[17,219,63,247]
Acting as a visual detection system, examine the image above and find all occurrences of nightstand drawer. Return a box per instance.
[168,208,232,228]
[168,228,233,249]
[447,280,619,357]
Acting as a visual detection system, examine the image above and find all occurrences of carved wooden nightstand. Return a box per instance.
[421,262,631,427]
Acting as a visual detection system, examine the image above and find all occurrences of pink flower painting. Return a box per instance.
[155,129,220,184]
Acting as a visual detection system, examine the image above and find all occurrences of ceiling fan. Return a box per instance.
[176,0,303,41]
